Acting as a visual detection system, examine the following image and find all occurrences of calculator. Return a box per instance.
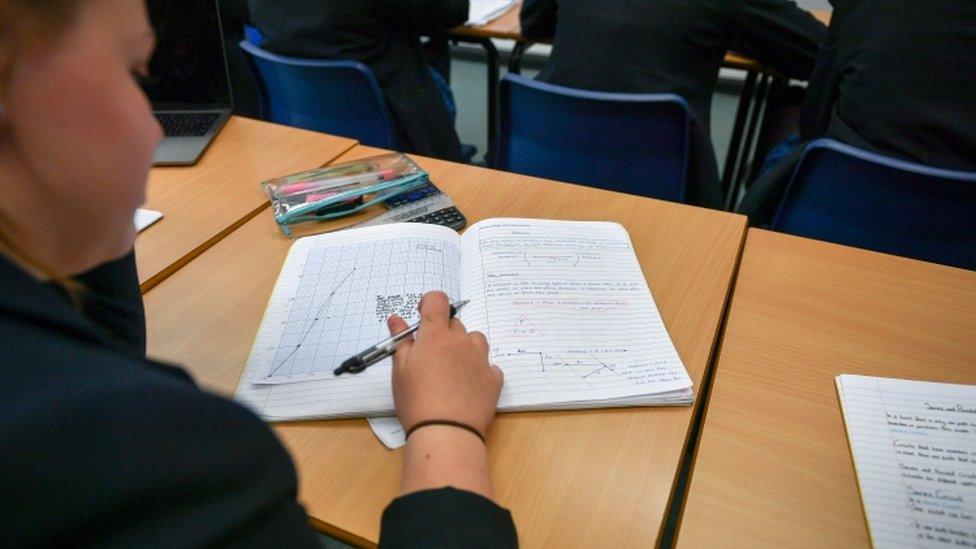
[380,182,467,231]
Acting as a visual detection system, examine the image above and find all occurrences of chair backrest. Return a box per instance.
[494,74,690,202]
[238,39,398,149]
[771,139,976,270]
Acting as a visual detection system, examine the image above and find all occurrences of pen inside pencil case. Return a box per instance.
[262,152,426,220]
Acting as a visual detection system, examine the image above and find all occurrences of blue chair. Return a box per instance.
[239,39,398,149]
[494,74,691,202]
[771,139,976,270]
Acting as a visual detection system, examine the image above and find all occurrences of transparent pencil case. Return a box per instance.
[262,152,428,237]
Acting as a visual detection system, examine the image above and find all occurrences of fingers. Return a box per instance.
[417,291,451,330]
[387,315,413,370]
[491,364,504,382]
[388,314,410,335]
[469,330,489,357]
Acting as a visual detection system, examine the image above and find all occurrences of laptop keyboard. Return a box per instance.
[155,112,220,137]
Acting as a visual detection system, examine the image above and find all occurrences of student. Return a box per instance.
[0,0,516,546]
[247,0,469,162]
[520,0,826,209]
[738,0,976,224]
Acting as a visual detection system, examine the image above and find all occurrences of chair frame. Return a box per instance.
[495,73,691,202]
[238,39,398,149]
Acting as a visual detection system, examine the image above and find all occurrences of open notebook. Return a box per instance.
[836,375,976,548]
[235,218,693,421]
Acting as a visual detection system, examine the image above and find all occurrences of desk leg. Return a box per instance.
[452,36,500,165]
[746,77,788,185]
[508,42,531,75]
[722,71,758,210]
[727,74,771,210]
[731,73,771,207]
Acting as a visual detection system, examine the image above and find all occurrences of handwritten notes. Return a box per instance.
[836,375,976,548]
[236,218,692,422]
[459,219,692,410]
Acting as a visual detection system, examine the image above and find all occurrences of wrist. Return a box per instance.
[405,419,485,443]
[401,425,493,499]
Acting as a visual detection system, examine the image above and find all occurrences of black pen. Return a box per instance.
[334,299,469,376]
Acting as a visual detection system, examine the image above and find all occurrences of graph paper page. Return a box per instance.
[235,223,461,419]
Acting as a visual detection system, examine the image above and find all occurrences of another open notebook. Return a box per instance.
[837,375,976,548]
[236,218,693,420]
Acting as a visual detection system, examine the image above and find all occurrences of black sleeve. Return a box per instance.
[798,9,841,140]
[520,0,557,40]
[379,487,518,548]
[73,250,146,357]
[2,373,321,547]
[379,0,469,35]
[733,0,827,80]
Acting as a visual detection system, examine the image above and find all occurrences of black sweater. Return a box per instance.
[0,251,517,547]
[521,0,827,208]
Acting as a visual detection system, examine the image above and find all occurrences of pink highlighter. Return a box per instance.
[295,169,399,210]
[276,168,398,200]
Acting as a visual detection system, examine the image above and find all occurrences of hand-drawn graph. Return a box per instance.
[491,348,638,388]
[257,237,459,383]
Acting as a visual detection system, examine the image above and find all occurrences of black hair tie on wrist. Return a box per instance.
[405,419,486,443]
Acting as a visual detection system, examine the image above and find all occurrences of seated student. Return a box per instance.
[737,0,976,224]
[520,0,826,209]
[0,0,516,546]
[247,0,469,162]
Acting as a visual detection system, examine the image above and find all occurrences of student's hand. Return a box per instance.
[388,291,503,440]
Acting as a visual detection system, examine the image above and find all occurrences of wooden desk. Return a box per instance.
[136,116,357,292]
[145,145,747,547]
[676,230,976,548]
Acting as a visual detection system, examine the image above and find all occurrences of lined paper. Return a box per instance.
[460,218,692,410]
[236,218,692,422]
[837,375,976,548]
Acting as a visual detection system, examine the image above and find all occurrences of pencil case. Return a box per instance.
[262,152,429,237]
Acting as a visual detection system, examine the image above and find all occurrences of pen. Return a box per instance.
[334,299,469,376]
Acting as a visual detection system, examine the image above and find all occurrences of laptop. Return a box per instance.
[143,0,233,166]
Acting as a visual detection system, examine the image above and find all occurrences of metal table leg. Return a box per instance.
[452,36,500,165]
[731,72,771,207]
[508,42,531,75]
[723,71,758,210]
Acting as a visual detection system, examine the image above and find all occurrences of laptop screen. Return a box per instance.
[142,0,232,108]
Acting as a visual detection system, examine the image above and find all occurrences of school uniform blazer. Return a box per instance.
[520,0,826,208]
[0,251,517,547]
[738,0,976,224]
[247,0,468,162]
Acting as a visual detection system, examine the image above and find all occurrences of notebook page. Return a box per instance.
[235,223,461,419]
[466,0,516,26]
[134,208,163,232]
[836,375,976,548]
[459,218,692,411]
